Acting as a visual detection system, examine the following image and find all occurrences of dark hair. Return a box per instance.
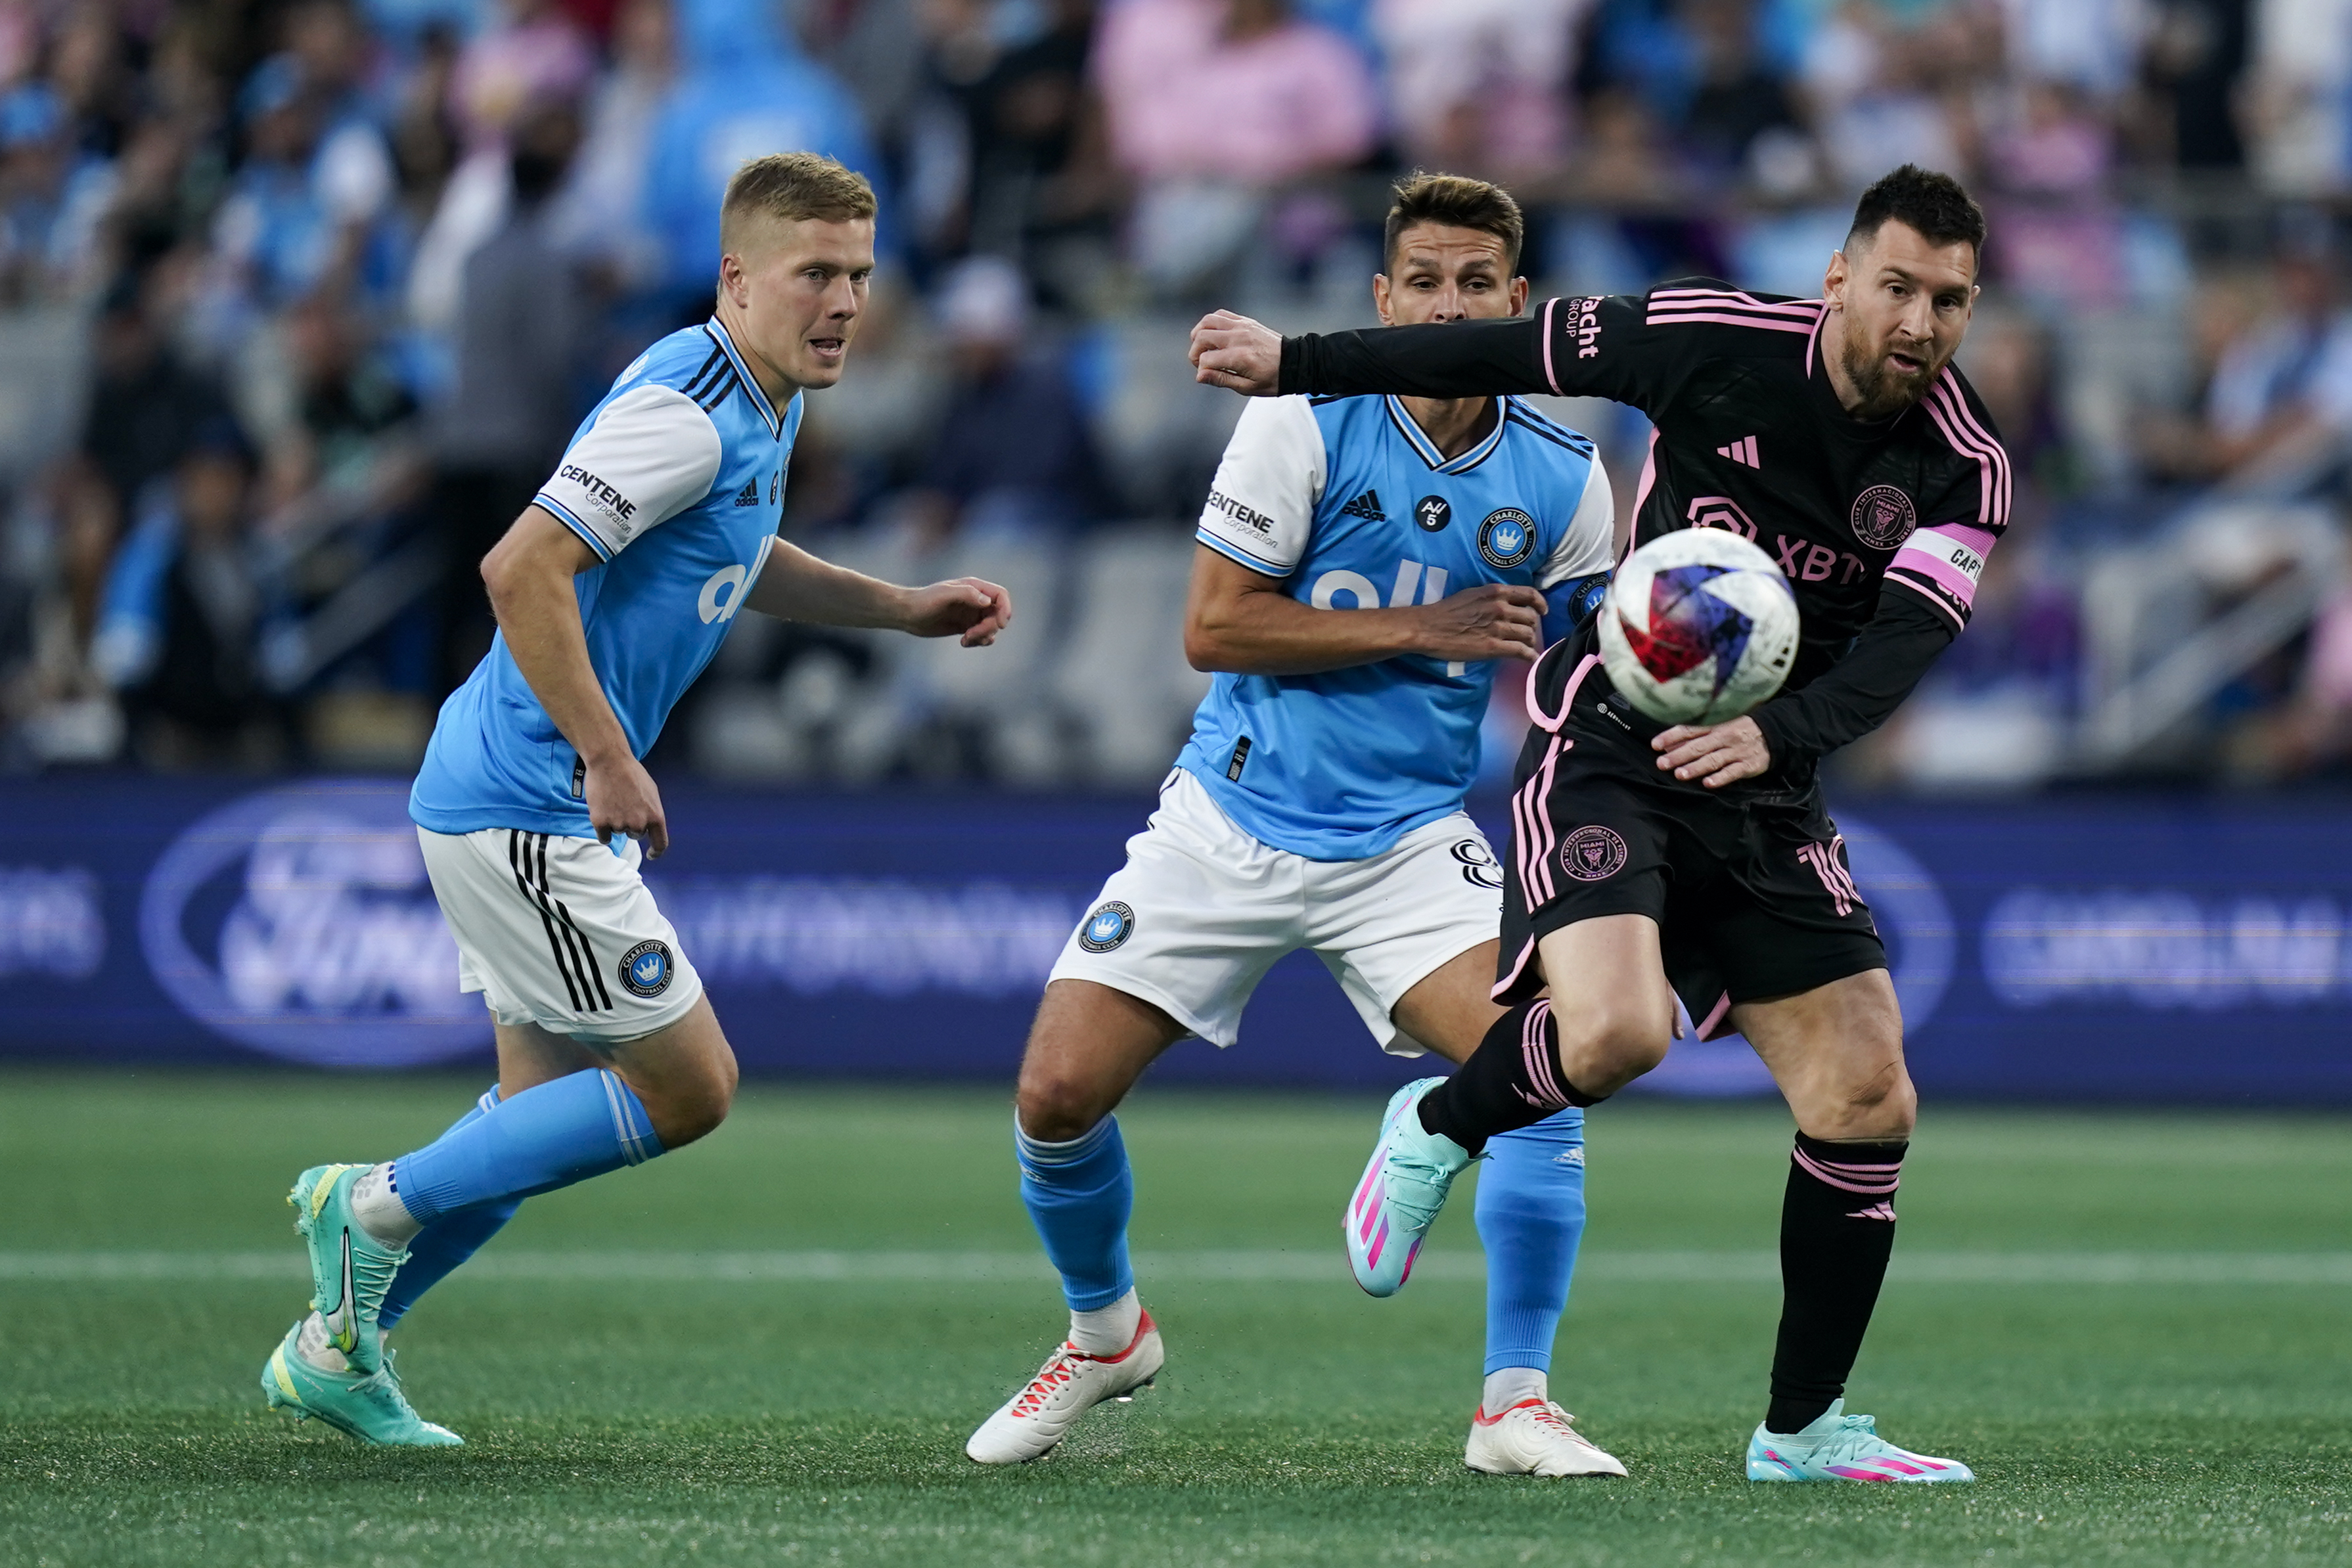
[1846,164,1986,261]
[1383,171,1524,275]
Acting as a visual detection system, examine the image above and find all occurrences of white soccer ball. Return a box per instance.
[1596,529,1799,727]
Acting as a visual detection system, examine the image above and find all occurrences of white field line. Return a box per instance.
[2,1249,2351,1286]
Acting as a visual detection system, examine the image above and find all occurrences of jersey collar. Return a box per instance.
[702,317,784,440]
[1384,394,1510,474]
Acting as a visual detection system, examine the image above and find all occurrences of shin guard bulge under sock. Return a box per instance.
[378,1085,525,1332]
[391,1069,663,1228]
[1416,1000,1607,1155]
[1475,1109,1588,1378]
[1016,1115,1135,1312]
[1765,1132,1906,1434]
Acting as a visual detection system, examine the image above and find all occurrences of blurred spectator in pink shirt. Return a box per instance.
[1094,0,1376,290]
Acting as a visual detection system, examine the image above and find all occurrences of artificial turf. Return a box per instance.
[2,1071,2348,1567]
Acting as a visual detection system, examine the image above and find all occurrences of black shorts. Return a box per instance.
[1495,649,1885,1038]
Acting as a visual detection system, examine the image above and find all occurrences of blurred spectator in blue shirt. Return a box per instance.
[204,53,397,319]
[0,81,118,302]
[93,420,295,768]
[639,0,884,305]
[903,256,1111,546]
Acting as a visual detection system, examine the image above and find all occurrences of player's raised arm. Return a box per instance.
[1194,310,1547,401]
[1195,291,1711,416]
[743,538,1011,646]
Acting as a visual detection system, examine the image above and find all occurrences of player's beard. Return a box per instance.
[1839,330,1940,420]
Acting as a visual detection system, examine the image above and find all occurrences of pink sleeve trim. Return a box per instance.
[1642,311,1815,336]
[1890,544,1981,609]
[1884,570,1968,633]
[1540,296,1560,394]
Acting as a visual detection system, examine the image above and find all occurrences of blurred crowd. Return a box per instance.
[5,0,2352,791]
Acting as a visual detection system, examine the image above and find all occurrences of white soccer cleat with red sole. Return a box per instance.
[965,1311,1164,1464]
[1465,1399,1628,1477]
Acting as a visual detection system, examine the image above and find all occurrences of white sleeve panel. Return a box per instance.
[1195,395,1325,577]
[535,384,724,560]
[1537,457,1617,588]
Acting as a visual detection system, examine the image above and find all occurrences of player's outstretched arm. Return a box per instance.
[1654,589,1960,788]
[483,505,671,855]
[1184,545,1543,675]
[1190,309,1550,400]
[744,537,1012,646]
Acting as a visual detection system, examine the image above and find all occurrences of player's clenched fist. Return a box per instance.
[901,577,1014,646]
[1190,310,1283,395]
[585,751,671,857]
[1411,583,1547,663]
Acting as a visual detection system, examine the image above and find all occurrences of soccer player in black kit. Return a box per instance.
[1189,166,2000,1482]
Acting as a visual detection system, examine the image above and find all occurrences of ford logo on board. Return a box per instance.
[139,782,489,1067]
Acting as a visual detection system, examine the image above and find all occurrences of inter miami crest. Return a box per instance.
[1560,825,1628,882]
[1849,485,1917,550]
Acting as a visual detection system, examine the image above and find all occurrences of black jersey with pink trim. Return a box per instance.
[1275,280,2011,769]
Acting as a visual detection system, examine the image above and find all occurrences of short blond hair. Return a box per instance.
[719,152,878,252]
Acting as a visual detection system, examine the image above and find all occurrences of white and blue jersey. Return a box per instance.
[411,318,800,836]
[1180,393,1615,859]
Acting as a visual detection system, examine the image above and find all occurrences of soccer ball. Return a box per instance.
[1596,529,1799,727]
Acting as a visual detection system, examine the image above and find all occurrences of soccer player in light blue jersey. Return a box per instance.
[967,175,1625,1475]
[258,153,1012,1446]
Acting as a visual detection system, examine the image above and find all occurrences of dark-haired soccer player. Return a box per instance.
[968,174,1623,1474]
[1190,164,2002,1483]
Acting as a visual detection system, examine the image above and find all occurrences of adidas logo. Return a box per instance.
[733,479,761,506]
[1339,488,1386,521]
[1716,436,1760,469]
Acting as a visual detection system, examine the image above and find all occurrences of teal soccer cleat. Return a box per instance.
[1344,1079,1474,1297]
[261,1322,463,1447]
[289,1163,406,1374]
[1746,1401,1972,1482]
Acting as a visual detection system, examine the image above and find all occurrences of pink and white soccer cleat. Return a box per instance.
[1466,1399,1629,1477]
[1344,1079,1473,1297]
[964,1311,1164,1464]
[1745,1400,1974,1482]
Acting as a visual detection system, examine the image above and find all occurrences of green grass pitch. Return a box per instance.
[3,1071,2349,1567]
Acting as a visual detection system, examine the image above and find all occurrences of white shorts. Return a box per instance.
[1047,770,1504,1055]
[417,826,705,1043]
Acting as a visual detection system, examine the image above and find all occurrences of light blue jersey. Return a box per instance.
[411,319,800,836]
[1181,393,1615,860]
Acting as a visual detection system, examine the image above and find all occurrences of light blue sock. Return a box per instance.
[1475,1108,1588,1376]
[1016,1115,1134,1311]
[391,1069,662,1228]
[378,1085,523,1332]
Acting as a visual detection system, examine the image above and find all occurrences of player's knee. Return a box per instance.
[1014,1067,1109,1144]
[648,1065,735,1149]
[1851,1064,1917,1140]
[1811,1052,1914,1141]
[1554,998,1672,1093]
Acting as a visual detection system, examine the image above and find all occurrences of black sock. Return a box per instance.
[1414,1000,1606,1157]
[1765,1132,1906,1435]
